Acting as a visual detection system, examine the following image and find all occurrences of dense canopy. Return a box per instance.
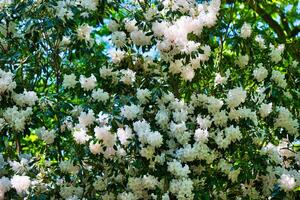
[0,0,299,199]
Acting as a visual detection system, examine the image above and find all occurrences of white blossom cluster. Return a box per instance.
[12,90,38,107]
[274,107,299,135]
[35,127,56,144]
[0,69,16,95]
[3,106,33,131]
[0,0,299,199]
[240,22,252,39]
[253,64,268,82]
[0,174,31,198]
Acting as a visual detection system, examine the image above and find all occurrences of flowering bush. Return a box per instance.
[0,0,299,199]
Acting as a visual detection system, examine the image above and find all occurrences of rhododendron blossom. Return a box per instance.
[0,0,299,199]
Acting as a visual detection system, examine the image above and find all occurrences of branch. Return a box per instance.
[263,1,291,36]
[279,12,291,35]
[290,26,300,38]
[247,0,286,41]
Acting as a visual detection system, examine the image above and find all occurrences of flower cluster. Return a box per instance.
[0,0,299,199]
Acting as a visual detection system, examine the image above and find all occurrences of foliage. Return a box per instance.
[0,0,299,199]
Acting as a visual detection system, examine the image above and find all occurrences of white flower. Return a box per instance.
[0,154,6,169]
[77,24,93,42]
[133,119,163,147]
[136,88,151,104]
[120,69,136,85]
[278,140,295,158]
[79,74,97,91]
[89,142,103,155]
[183,41,200,54]
[169,59,183,75]
[130,30,151,46]
[181,66,195,81]
[0,177,11,198]
[167,160,190,178]
[121,104,141,120]
[161,92,175,104]
[200,45,211,61]
[226,87,247,108]
[91,89,109,102]
[284,91,292,99]
[99,66,114,79]
[225,125,242,143]
[253,64,268,82]
[109,49,125,64]
[240,22,251,39]
[237,107,258,126]
[255,35,266,49]
[63,74,77,89]
[270,44,284,63]
[73,128,91,144]
[107,20,119,32]
[170,121,187,135]
[271,70,287,88]
[118,192,137,200]
[10,175,31,193]
[163,18,190,46]
[61,36,71,46]
[152,21,169,37]
[144,7,157,21]
[97,112,110,125]
[216,132,230,149]
[147,131,163,148]
[157,40,171,53]
[94,126,115,147]
[213,110,228,127]
[162,193,170,200]
[0,0,13,9]
[78,110,95,127]
[206,97,224,114]
[279,174,296,191]
[111,31,126,48]
[259,103,272,118]
[214,73,228,86]
[235,54,249,68]
[117,126,133,146]
[13,90,38,107]
[124,19,138,32]
[133,119,151,143]
[41,129,56,144]
[194,128,209,143]
[3,106,33,131]
[155,109,170,128]
[8,158,29,174]
[78,0,98,11]
[274,107,299,135]
[169,178,194,200]
[59,160,79,174]
[0,69,16,94]
[175,144,198,162]
[173,109,188,123]
[197,116,212,129]
[54,2,73,20]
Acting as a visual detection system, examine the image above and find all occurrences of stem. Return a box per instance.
[16,133,21,155]
[51,38,63,161]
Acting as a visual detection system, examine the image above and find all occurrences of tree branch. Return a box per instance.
[247,0,286,41]
[290,26,300,37]
[279,12,291,35]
